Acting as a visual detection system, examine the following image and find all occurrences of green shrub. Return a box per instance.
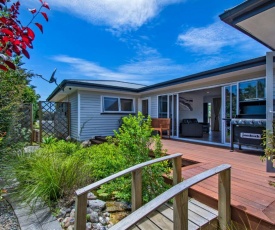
[98,112,170,203]
[42,139,80,155]
[85,143,126,180]
[13,141,91,205]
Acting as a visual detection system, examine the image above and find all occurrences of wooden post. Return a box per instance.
[30,103,33,145]
[172,155,182,185]
[173,154,187,230]
[131,168,142,211]
[38,101,42,144]
[174,189,188,230]
[218,168,231,230]
[74,193,88,230]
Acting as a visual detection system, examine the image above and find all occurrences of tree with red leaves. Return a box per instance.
[0,0,50,71]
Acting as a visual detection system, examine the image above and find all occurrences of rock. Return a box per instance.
[86,222,92,230]
[81,140,91,147]
[86,207,92,214]
[106,201,130,212]
[88,199,106,212]
[63,217,71,228]
[59,208,67,218]
[66,208,71,213]
[69,218,75,225]
[99,216,108,225]
[24,146,40,153]
[107,223,114,228]
[87,192,97,200]
[103,212,110,217]
[89,211,99,223]
[67,226,74,230]
[57,217,63,222]
[70,209,75,218]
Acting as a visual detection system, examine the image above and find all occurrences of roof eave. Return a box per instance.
[219,0,275,51]
[47,80,141,101]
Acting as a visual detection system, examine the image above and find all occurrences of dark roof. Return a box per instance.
[47,56,271,101]
[140,56,267,92]
[220,0,275,50]
[47,80,145,101]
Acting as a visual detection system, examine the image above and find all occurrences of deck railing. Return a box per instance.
[74,154,231,230]
[110,163,231,230]
[74,153,183,230]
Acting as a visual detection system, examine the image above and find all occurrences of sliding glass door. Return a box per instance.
[158,94,178,137]
[222,85,237,143]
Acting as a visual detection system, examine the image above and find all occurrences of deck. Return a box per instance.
[161,139,275,230]
[131,198,218,230]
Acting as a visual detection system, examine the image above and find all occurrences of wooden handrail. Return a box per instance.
[110,164,231,230]
[74,153,183,230]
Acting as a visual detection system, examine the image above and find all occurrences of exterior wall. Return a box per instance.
[78,90,138,141]
[150,95,158,118]
[68,92,78,140]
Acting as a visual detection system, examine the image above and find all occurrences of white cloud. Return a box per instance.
[52,50,185,84]
[177,22,246,54]
[177,21,268,55]
[25,0,183,31]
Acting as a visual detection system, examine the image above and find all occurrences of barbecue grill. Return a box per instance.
[230,118,266,151]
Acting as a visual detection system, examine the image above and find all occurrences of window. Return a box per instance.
[142,99,149,117]
[239,79,265,101]
[158,95,168,118]
[102,96,134,112]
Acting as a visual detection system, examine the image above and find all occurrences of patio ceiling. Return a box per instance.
[220,0,275,50]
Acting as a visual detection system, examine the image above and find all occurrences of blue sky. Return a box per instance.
[20,0,270,100]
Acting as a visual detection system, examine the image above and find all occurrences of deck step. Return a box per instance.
[134,198,218,230]
[90,139,104,145]
[94,136,108,142]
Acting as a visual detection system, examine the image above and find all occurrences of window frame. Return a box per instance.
[102,96,135,113]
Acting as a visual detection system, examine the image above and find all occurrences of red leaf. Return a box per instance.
[12,45,20,55]
[1,28,13,37]
[0,0,6,5]
[6,49,12,57]
[22,48,30,59]
[20,42,27,49]
[41,12,48,22]
[43,2,50,10]
[27,27,35,40]
[0,17,7,23]
[22,35,31,45]
[39,0,43,3]
[0,64,8,71]
[28,8,37,14]
[4,60,16,70]
[35,23,43,33]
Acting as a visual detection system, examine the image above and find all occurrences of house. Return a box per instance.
[47,0,275,148]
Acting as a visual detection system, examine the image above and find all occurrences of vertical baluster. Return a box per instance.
[132,168,142,211]
[74,192,88,230]
[218,168,231,230]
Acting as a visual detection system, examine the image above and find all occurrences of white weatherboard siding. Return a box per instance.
[68,92,78,140]
[150,95,158,118]
[78,91,138,141]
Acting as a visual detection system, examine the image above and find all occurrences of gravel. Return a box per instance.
[0,198,20,230]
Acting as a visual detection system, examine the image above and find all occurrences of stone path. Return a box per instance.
[6,195,61,230]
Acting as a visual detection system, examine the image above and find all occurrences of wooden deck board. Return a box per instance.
[161,139,275,229]
[134,199,218,230]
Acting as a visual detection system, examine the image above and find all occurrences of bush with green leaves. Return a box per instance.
[85,142,126,181]
[97,112,170,203]
[261,129,275,162]
[13,141,90,205]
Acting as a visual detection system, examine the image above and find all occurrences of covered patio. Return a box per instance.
[162,139,275,230]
